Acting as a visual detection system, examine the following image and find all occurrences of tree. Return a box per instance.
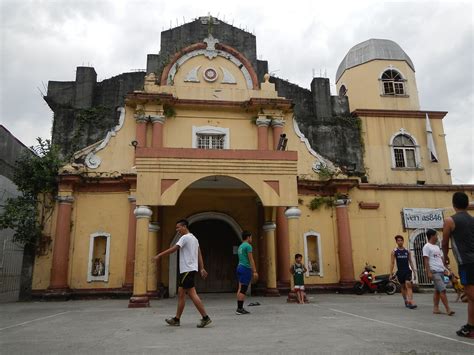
[0,138,63,246]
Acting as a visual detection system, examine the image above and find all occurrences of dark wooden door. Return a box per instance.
[190,219,240,293]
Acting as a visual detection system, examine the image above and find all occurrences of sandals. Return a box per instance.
[247,302,261,306]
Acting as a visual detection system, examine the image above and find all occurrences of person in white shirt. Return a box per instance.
[423,229,454,316]
[153,219,212,328]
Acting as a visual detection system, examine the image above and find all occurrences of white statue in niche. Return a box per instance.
[92,258,105,276]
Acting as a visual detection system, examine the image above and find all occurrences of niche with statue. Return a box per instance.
[303,231,323,277]
[87,232,111,282]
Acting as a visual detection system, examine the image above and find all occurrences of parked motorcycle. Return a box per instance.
[353,263,397,295]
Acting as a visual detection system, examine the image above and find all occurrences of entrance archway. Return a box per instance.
[168,212,242,297]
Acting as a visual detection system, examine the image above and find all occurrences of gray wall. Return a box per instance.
[0,126,28,302]
[270,77,364,174]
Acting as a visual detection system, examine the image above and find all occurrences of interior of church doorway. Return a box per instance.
[188,219,241,293]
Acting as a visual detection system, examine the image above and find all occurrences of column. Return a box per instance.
[156,207,164,294]
[256,116,271,150]
[147,222,160,297]
[271,118,285,150]
[285,207,301,302]
[257,202,267,285]
[128,205,152,308]
[276,207,290,284]
[135,109,148,148]
[49,195,74,290]
[124,194,137,288]
[334,199,355,285]
[263,207,279,296]
[150,114,165,148]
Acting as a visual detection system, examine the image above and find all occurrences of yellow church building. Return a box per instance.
[32,18,473,306]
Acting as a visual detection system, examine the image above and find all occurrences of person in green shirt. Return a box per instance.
[236,231,258,315]
[290,253,307,304]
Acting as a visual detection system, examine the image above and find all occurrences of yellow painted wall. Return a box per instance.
[361,114,451,184]
[32,201,58,290]
[348,188,471,277]
[297,196,340,284]
[164,108,258,149]
[337,60,420,111]
[68,192,129,289]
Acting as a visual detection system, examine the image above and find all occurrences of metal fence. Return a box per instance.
[0,235,24,302]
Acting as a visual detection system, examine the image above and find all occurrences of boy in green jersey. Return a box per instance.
[290,253,307,304]
[236,231,258,315]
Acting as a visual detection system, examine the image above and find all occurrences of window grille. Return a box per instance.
[197,134,225,150]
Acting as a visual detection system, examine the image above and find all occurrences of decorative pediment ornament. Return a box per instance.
[85,107,125,169]
[167,48,253,88]
[220,66,237,84]
[203,34,219,59]
[184,65,201,82]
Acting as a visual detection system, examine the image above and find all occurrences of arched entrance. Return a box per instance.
[168,212,243,297]
[191,219,241,292]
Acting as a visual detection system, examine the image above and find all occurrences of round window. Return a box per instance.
[203,68,218,82]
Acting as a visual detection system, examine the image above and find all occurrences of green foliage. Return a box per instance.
[316,165,336,180]
[163,104,176,118]
[308,196,334,210]
[308,193,348,210]
[0,138,63,246]
[69,106,110,157]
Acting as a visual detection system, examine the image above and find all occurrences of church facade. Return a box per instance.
[32,17,473,305]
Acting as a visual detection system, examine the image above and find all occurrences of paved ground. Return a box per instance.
[0,292,473,354]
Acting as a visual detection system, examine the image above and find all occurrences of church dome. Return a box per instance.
[336,39,415,82]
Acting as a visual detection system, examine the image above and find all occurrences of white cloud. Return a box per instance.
[1,0,472,182]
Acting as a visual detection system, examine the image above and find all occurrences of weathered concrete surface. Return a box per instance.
[1,293,472,354]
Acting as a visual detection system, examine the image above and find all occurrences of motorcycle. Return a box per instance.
[353,263,397,295]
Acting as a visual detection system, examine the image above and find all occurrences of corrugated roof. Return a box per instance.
[336,39,415,82]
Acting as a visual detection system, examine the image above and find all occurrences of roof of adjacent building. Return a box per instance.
[336,38,415,82]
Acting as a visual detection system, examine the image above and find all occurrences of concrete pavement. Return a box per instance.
[1,292,473,354]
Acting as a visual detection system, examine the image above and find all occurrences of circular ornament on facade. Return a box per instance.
[203,67,218,82]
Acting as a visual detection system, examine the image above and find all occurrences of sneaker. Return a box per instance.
[165,317,180,326]
[456,324,474,338]
[197,317,212,328]
[407,304,418,309]
[235,308,250,315]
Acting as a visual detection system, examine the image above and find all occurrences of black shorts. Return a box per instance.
[397,270,413,284]
[459,263,474,286]
[178,271,196,289]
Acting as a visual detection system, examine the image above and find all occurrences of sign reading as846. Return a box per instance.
[402,208,444,229]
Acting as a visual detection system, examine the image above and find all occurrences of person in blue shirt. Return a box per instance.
[236,231,258,315]
[390,235,417,309]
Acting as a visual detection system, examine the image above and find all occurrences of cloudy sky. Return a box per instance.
[1,0,473,183]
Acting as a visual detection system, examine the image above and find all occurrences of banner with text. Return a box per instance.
[402,208,444,229]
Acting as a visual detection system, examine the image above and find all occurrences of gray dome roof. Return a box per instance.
[336,39,415,82]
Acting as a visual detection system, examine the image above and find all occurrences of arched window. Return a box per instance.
[338,85,347,97]
[303,231,323,277]
[390,130,420,168]
[381,69,406,96]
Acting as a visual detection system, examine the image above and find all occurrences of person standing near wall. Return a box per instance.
[423,229,454,315]
[442,192,474,338]
[391,235,418,309]
[235,231,258,315]
[153,219,212,328]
